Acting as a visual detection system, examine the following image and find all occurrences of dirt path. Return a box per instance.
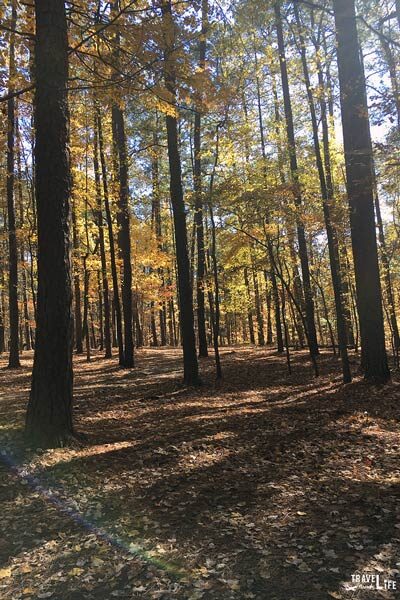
[0,347,399,599]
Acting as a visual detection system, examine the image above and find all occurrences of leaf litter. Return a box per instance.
[0,347,399,599]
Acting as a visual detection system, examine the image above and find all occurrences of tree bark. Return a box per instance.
[7,0,20,368]
[96,109,124,364]
[112,104,134,367]
[72,204,83,354]
[251,255,265,346]
[161,0,199,385]
[294,3,351,382]
[244,267,255,344]
[193,0,209,358]
[333,0,390,383]
[26,0,73,447]
[93,122,112,358]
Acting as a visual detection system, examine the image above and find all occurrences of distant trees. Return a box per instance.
[0,0,398,444]
[275,1,319,358]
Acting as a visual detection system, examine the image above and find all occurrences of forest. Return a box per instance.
[0,0,400,598]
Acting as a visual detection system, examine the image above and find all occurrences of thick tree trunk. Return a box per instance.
[275,1,319,357]
[161,0,199,385]
[7,0,20,368]
[26,0,73,447]
[333,0,389,383]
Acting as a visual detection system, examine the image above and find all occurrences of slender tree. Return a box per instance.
[112,104,134,367]
[7,0,20,368]
[93,124,112,358]
[161,0,199,385]
[96,109,124,364]
[111,0,134,368]
[193,0,209,358]
[253,60,284,353]
[275,1,319,357]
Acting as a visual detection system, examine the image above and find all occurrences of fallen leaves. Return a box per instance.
[68,567,84,577]
[0,348,400,599]
[0,567,12,579]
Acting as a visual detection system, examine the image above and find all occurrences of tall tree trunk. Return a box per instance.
[359,48,400,356]
[294,3,351,382]
[193,0,209,358]
[7,0,20,368]
[0,290,5,354]
[253,65,284,354]
[93,122,112,358]
[280,285,292,373]
[244,267,255,344]
[97,270,104,351]
[150,128,166,346]
[16,115,32,351]
[112,104,134,368]
[208,122,223,378]
[96,109,124,364]
[374,184,400,357]
[161,0,199,385]
[333,0,389,383]
[82,257,91,362]
[264,273,273,345]
[251,256,265,346]
[275,1,319,357]
[109,1,133,368]
[150,305,158,346]
[26,0,73,447]
[72,205,83,354]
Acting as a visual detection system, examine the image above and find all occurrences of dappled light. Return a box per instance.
[1,347,400,599]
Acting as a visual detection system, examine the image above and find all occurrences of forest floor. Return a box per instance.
[0,347,400,600]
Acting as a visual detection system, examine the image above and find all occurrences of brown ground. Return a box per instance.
[0,347,399,600]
